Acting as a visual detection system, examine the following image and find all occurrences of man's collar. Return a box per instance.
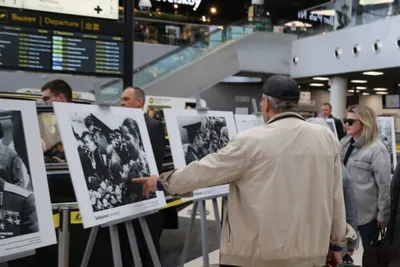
[266,112,305,125]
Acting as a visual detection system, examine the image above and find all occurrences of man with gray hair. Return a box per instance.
[134,75,347,267]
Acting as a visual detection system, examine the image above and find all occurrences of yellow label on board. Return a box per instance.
[70,211,83,224]
[53,213,60,228]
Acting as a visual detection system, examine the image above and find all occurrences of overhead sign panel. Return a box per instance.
[0,0,119,20]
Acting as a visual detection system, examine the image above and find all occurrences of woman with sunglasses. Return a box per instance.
[340,105,391,255]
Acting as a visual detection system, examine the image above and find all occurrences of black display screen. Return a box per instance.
[0,24,124,76]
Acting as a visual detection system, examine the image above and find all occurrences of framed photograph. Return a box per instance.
[234,114,265,133]
[377,116,397,174]
[163,109,238,200]
[325,118,339,140]
[0,100,56,257]
[53,103,166,228]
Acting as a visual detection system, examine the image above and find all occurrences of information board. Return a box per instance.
[0,24,124,76]
[0,0,119,20]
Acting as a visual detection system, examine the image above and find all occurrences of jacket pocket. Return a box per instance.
[351,161,372,184]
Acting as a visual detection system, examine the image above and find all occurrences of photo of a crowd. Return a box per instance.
[177,116,230,165]
[377,117,396,174]
[69,112,155,212]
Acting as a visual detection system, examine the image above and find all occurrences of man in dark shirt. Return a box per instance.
[321,102,345,140]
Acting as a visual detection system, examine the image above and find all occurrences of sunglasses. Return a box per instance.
[343,118,360,126]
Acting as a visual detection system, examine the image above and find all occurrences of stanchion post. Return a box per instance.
[58,207,70,267]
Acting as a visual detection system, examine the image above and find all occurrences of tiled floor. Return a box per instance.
[178,200,363,267]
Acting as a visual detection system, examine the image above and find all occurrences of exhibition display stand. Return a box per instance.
[177,92,228,267]
[81,210,161,267]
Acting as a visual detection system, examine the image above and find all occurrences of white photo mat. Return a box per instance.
[163,109,238,201]
[234,114,265,133]
[0,100,56,257]
[377,116,397,173]
[53,103,166,228]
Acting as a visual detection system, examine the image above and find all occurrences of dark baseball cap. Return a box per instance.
[260,75,300,101]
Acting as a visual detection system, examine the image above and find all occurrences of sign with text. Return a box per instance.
[297,10,334,26]
[0,0,119,20]
[155,0,202,10]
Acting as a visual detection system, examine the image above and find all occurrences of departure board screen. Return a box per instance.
[0,25,124,76]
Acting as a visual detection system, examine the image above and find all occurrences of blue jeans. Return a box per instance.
[358,218,379,249]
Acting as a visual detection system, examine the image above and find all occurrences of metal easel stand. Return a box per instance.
[179,195,226,267]
[80,209,162,267]
[0,250,36,267]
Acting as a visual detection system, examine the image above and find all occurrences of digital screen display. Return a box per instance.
[0,24,124,76]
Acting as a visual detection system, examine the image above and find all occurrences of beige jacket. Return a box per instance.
[160,112,347,267]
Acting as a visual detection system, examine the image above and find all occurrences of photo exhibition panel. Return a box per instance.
[53,103,166,228]
[163,109,238,200]
[0,100,56,257]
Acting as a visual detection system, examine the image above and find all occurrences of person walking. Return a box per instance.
[340,105,391,255]
[134,75,347,267]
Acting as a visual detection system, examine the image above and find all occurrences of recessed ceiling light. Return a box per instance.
[363,71,384,76]
[373,88,387,91]
[363,92,370,95]
[356,86,367,90]
[313,77,329,81]
[310,83,324,87]
[348,90,360,93]
[376,92,388,95]
[351,80,368,84]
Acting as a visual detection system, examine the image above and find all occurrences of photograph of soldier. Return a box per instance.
[0,110,39,239]
[0,177,38,239]
[69,112,154,213]
[377,117,396,174]
[177,116,230,165]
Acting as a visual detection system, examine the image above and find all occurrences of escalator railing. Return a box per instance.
[100,20,261,99]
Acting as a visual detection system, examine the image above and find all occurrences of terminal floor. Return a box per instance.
[161,199,364,267]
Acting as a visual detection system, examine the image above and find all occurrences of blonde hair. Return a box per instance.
[347,105,379,146]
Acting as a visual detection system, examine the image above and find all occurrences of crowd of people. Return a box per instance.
[181,116,230,165]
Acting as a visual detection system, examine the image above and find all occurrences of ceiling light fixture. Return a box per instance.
[356,86,367,90]
[310,83,325,87]
[363,71,384,76]
[376,92,389,95]
[351,80,368,84]
[348,90,360,93]
[363,92,370,95]
[373,88,388,91]
[313,77,329,81]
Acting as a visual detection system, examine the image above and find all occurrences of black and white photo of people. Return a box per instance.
[69,112,155,212]
[177,116,230,165]
[0,110,39,239]
[377,117,396,174]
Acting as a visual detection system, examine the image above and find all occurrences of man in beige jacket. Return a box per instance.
[133,75,347,267]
